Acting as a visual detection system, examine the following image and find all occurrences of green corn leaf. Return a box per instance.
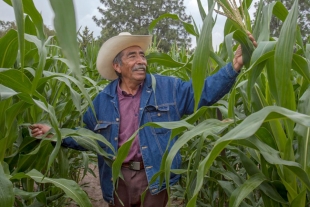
[26,169,92,207]
[40,72,81,112]
[11,0,25,71]
[291,54,310,83]
[57,128,115,155]
[112,129,139,188]
[147,52,188,68]
[291,190,306,207]
[0,69,32,94]
[237,147,287,204]
[13,188,41,201]
[4,0,45,41]
[197,0,206,21]
[229,173,266,207]
[0,163,14,207]
[188,106,310,206]
[233,30,255,68]
[224,33,234,63]
[192,3,215,111]
[41,71,96,121]
[0,85,18,101]
[274,0,298,110]
[246,41,276,100]
[295,86,310,176]
[272,1,289,22]
[252,0,263,39]
[49,0,81,79]
[0,30,18,68]
[256,2,287,42]
[5,101,31,139]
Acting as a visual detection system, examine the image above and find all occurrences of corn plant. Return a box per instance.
[143,0,310,206]
[0,0,111,206]
[1,0,310,206]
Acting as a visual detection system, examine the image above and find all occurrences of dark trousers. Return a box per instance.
[109,167,168,207]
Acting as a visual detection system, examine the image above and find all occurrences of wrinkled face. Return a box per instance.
[113,46,147,83]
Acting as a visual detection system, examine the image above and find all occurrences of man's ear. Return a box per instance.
[113,63,121,74]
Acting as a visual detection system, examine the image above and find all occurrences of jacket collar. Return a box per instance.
[102,74,152,97]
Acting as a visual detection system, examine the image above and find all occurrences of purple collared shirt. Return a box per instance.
[117,83,143,163]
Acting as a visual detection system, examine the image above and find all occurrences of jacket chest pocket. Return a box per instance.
[145,105,170,134]
[94,122,112,149]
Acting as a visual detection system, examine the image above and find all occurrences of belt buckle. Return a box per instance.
[130,161,141,171]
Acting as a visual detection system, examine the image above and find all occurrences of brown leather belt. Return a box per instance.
[122,161,144,171]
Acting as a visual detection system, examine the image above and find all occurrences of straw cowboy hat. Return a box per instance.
[96,32,152,80]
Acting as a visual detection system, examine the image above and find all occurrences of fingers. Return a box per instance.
[247,32,257,48]
[29,124,51,138]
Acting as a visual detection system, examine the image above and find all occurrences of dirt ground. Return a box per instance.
[67,164,108,207]
[80,165,108,207]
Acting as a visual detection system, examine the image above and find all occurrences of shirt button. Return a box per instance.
[109,200,112,203]
[139,108,143,110]
[116,118,119,122]
[111,177,113,182]
[157,113,161,117]
[112,156,116,160]
[114,137,118,141]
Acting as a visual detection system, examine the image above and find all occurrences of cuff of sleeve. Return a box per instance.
[225,62,240,78]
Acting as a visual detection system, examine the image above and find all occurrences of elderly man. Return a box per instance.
[31,32,257,207]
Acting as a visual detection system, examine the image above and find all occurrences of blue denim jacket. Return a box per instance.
[62,63,238,204]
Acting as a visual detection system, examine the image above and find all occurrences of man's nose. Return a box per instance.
[136,56,147,64]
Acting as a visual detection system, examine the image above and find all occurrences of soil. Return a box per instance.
[67,164,108,207]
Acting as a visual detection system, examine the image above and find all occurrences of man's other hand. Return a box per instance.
[29,124,52,138]
[233,32,257,72]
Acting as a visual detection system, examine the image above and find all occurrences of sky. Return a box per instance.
[0,0,257,49]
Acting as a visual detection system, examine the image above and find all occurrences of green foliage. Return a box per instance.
[254,0,310,43]
[1,0,310,206]
[93,0,192,52]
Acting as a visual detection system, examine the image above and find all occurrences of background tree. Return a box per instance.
[0,20,16,37]
[254,0,310,43]
[92,0,192,52]
[0,20,55,38]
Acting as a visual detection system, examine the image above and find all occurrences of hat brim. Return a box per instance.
[96,34,152,80]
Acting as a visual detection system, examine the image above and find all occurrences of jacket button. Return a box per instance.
[116,118,120,122]
[109,200,112,203]
[112,156,116,160]
[111,177,113,181]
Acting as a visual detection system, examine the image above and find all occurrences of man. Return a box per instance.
[31,32,257,207]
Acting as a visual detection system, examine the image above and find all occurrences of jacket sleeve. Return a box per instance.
[61,105,97,151]
[198,62,238,107]
[176,63,238,115]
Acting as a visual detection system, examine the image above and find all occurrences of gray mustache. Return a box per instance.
[132,65,146,71]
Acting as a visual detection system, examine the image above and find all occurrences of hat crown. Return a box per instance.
[119,32,132,36]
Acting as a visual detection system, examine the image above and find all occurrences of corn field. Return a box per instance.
[0,0,310,206]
